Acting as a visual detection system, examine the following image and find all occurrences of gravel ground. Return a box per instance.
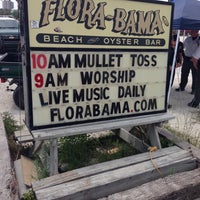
[0,81,25,121]
[168,68,200,142]
[0,69,199,199]
[0,81,24,200]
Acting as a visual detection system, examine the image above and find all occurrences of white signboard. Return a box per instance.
[30,51,167,126]
[22,0,173,131]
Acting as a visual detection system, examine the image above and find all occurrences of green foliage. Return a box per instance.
[21,189,35,200]
[2,112,23,160]
[159,135,174,148]
[0,9,11,16]
[12,10,19,19]
[2,112,22,136]
[170,167,175,175]
[0,9,19,19]
[58,134,137,171]
[34,154,49,180]
[58,134,98,170]
[93,134,138,163]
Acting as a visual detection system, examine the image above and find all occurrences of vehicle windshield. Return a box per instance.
[0,19,19,29]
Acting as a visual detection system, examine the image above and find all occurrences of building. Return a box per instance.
[2,0,14,10]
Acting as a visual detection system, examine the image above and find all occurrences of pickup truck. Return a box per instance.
[0,16,24,109]
[0,54,23,109]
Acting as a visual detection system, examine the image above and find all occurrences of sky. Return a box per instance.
[0,0,18,10]
[12,0,18,9]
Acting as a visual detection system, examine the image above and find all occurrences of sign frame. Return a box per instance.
[21,0,174,132]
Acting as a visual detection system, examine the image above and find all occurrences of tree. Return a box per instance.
[12,9,19,19]
[0,9,11,16]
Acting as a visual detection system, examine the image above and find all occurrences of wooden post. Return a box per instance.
[118,128,150,152]
[49,139,58,176]
[148,124,161,149]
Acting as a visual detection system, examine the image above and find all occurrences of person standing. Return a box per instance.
[176,30,199,94]
[167,35,183,90]
[188,45,200,108]
[167,34,183,108]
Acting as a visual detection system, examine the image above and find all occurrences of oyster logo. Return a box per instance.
[39,0,166,36]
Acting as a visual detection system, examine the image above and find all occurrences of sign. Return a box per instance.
[27,0,172,49]
[22,0,173,131]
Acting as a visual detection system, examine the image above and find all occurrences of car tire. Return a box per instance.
[13,86,24,110]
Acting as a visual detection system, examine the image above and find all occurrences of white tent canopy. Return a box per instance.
[173,0,200,30]
[168,0,200,103]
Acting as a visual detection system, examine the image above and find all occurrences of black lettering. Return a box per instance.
[39,93,48,106]
[48,54,72,69]
[84,105,92,117]
[129,70,135,81]
[148,98,157,110]
[130,54,137,66]
[50,108,64,122]
[88,54,95,67]
[45,73,55,87]
[144,55,150,66]
[134,101,140,112]
[58,54,71,68]
[93,104,100,116]
[151,55,157,66]
[39,90,69,105]
[73,89,84,102]
[75,54,87,68]
[73,87,110,102]
[110,102,121,114]
[133,98,157,112]
[65,107,74,119]
[110,71,117,83]
[141,100,148,111]
[48,54,59,68]
[93,71,101,83]
[44,73,68,87]
[102,103,109,115]
[57,73,68,86]
[75,54,123,68]
[118,85,145,98]
[76,106,84,119]
[80,70,135,85]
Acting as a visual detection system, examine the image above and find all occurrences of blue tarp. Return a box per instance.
[173,0,200,30]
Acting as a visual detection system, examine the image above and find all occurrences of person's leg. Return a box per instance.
[191,64,197,93]
[194,68,200,103]
[188,64,200,107]
[177,58,191,91]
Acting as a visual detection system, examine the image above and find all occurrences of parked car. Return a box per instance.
[0,16,23,109]
[0,16,21,62]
